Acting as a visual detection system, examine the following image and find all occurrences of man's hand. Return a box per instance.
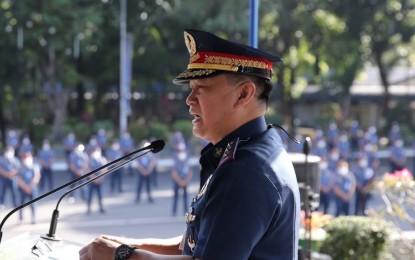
[79,235,121,260]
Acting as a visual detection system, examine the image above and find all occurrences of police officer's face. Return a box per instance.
[186,74,240,144]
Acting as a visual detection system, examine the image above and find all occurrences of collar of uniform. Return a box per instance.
[199,116,267,171]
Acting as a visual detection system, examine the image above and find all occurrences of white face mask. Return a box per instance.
[43,144,51,151]
[330,153,339,161]
[76,145,85,154]
[5,151,14,159]
[359,160,368,168]
[339,166,348,176]
[22,138,30,145]
[319,162,328,170]
[23,157,33,167]
[178,152,187,161]
[317,141,326,148]
[92,151,101,159]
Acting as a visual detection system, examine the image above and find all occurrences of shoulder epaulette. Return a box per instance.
[218,137,240,168]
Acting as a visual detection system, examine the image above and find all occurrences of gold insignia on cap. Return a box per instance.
[204,55,269,69]
[184,31,196,56]
[176,69,216,79]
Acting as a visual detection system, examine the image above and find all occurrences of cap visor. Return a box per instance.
[173,69,221,85]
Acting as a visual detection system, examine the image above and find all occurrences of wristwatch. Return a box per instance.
[114,244,136,260]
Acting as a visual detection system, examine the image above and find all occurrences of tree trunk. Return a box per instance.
[375,52,390,121]
[340,92,351,127]
[44,43,69,141]
[277,65,292,130]
[0,86,6,146]
[51,93,69,141]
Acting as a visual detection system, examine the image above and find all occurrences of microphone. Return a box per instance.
[0,139,165,245]
[303,136,311,156]
[42,140,163,241]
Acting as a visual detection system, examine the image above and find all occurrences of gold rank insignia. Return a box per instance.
[185,207,196,224]
[187,234,195,252]
[214,147,224,158]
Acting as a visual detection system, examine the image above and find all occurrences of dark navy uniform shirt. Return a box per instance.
[182,117,300,259]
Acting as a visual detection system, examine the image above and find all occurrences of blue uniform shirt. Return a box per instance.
[173,155,191,179]
[39,149,55,166]
[106,148,123,161]
[19,164,39,185]
[182,117,300,259]
[353,166,374,187]
[69,151,88,170]
[320,168,334,190]
[137,154,153,170]
[335,172,355,194]
[0,156,20,175]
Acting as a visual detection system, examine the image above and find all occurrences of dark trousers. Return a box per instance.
[40,168,53,192]
[136,175,153,202]
[390,161,404,173]
[69,170,85,200]
[19,188,37,223]
[110,168,123,193]
[319,191,331,214]
[172,183,188,216]
[335,197,350,217]
[355,190,371,216]
[87,184,104,212]
[0,179,18,207]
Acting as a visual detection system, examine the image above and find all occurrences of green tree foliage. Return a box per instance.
[1,0,414,145]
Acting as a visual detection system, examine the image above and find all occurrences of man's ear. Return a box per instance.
[235,81,256,107]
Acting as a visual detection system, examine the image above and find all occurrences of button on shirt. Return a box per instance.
[182,117,301,259]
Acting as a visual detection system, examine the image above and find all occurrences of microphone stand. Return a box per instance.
[41,149,152,241]
[303,137,312,260]
[0,139,164,245]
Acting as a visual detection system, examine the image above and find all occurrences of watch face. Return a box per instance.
[115,244,135,260]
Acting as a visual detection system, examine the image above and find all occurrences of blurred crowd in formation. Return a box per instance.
[0,129,194,224]
[1,120,413,223]
[280,120,412,217]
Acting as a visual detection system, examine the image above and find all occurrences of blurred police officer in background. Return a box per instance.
[135,140,158,204]
[106,139,124,193]
[16,152,41,224]
[68,143,89,202]
[171,139,193,216]
[38,139,55,192]
[0,146,20,209]
[86,146,107,214]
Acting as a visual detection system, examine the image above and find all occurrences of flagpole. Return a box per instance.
[249,0,259,48]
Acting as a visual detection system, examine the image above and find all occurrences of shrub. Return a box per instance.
[319,216,391,260]
[149,122,169,141]
[129,119,150,143]
[129,120,169,143]
[73,122,93,143]
[172,120,193,139]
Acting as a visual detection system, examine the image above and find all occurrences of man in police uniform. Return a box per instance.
[80,29,300,260]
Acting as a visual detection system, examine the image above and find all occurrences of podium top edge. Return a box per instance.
[288,153,321,163]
